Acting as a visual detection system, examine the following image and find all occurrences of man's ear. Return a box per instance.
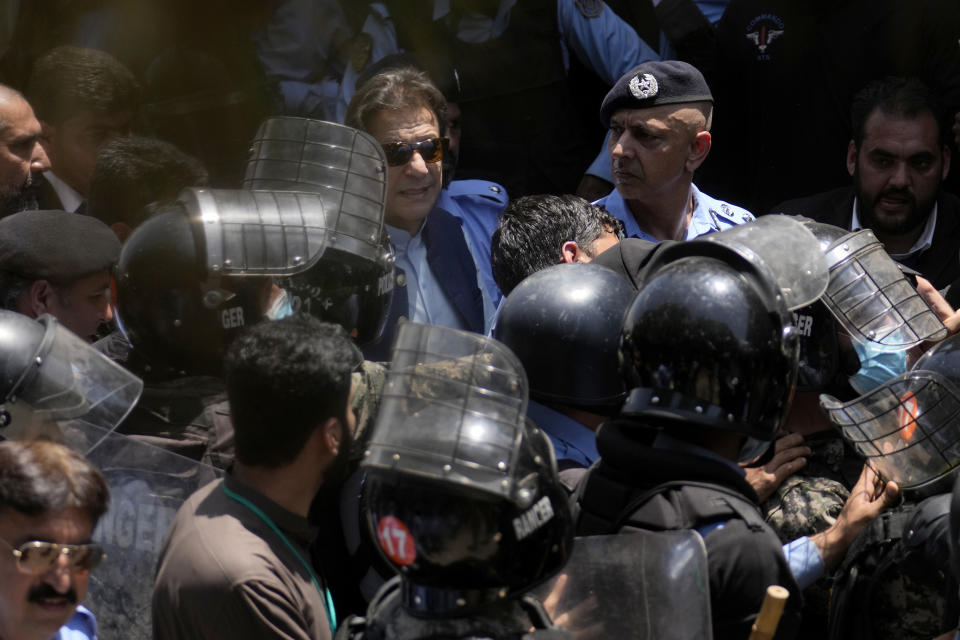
[942,145,951,181]
[560,241,583,263]
[685,130,712,172]
[846,140,858,177]
[322,417,344,457]
[20,280,54,318]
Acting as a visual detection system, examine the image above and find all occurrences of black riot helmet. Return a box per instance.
[115,188,330,377]
[619,216,829,447]
[494,263,635,414]
[244,117,395,345]
[620,255,798,444]
[821,333,960,491]
[0,311,142,449]
[361,324,573,616]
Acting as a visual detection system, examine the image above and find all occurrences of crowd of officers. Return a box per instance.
[4,2,960,640]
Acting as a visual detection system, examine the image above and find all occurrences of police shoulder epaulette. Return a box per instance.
[711,203,755,225]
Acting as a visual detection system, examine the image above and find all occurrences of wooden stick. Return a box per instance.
[748,585,790,640]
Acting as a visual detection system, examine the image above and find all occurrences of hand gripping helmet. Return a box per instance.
[821,333,960,491]
[620,216,829,450]
[361,324,574,616]
[494,263,635,414]
[115,187,330,376]
[0,311,143,451]
[243,117,395,345]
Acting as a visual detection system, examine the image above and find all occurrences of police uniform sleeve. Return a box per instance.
[556,0,659,86]
[703,519,802,640]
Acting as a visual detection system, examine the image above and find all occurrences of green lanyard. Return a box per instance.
[221,483,337,635]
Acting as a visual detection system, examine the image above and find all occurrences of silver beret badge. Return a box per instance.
[629,73,659,99]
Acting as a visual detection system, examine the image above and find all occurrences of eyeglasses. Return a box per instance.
[0,537,105,575]
[381,137,448,167]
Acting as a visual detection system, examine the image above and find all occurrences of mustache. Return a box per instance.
[878,186,915,202]
[28,583,77,604]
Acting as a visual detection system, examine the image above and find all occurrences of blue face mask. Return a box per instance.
[265,289,294,320]
[848,340,909,395]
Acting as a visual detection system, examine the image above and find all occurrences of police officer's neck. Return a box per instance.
[624,184,694,242]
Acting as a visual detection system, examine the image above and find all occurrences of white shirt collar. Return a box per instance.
[850,197,938,260]
[43,171,84,213]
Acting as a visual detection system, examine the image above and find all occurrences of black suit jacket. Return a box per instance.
[774,187,960,290]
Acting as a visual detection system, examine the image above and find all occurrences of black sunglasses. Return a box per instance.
[0,537,105,575]
[381,137,448,167]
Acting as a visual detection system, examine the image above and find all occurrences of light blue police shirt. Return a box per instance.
[527,400,600,468]
[594,184,754,241]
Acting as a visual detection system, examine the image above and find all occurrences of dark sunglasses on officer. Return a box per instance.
[381,137,449,167]
[0,537,105,575]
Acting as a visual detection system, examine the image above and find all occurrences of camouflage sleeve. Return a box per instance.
[350,360,388,458]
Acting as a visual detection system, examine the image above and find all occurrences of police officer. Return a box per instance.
[574,220,899,639]
[0,210,119,342]
[339,323,574,639]
[494,263,635,471]
[595,60,754,242]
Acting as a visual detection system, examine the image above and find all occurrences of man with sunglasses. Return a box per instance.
[346,67,495,361]
[0,440,109,640]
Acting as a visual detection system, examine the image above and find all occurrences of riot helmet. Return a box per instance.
[361,324,573,616]
[115,187,330,376]
[821,333,960,490]
[620,216,827,447]
[493,263,635,414]
[0,311,143,451]
[809,222,946,351]
[244,117,395,345]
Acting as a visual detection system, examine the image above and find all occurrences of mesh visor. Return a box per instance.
[823,229,947,350]
[1,319,143,453]
[180,187,330,276]
[361,324,529,499]
[821,371,960,489]
[653,215,829,310]
[243,118,387,263]
[534,532,711,639]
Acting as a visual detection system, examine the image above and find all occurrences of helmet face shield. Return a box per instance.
[650,215,830,311]
[179,188,332,276]
[243,118,388,264]
[0,315,143,453]
[362,324,531,498]
[822,229,946,350]
[821,372,960,489]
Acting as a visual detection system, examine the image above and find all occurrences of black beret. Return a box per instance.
[600,60,713,127]
[0,210,120,283]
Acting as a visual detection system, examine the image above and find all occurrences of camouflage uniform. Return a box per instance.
[761,431,862,637]
[350,359,388,459]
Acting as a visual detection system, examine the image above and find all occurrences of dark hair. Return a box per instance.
[345,66,448,138]
[86,136,208,228]
[491,195,621,295]
[0,440,109,522]
[26,46,140,124]
[225,313,356,468]
[851,77,947,147]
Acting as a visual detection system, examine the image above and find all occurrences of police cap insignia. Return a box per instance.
[629,73,659,99]
[574,0,604,18]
